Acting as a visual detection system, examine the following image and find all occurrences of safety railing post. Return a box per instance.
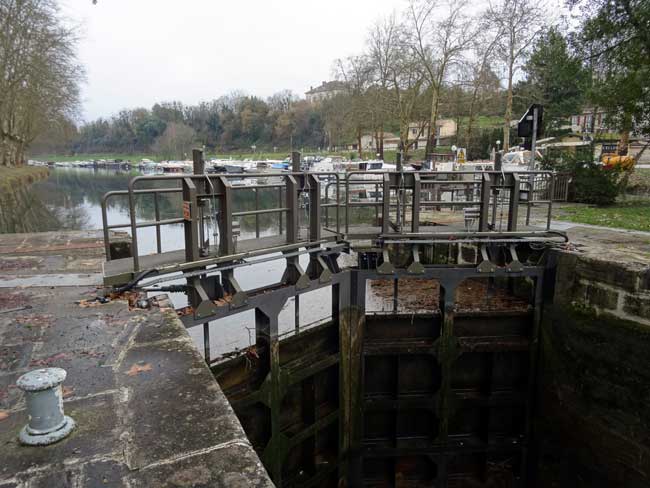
[547,173,555,230]
[308,174,321,242]
[508,173,520,231]
[154,192,162,254]
[255,188,260,238]
[382,173,391,234]
[219,176,234,256]
[101,197,111,261]
[182,177,200,263]
[412,172,421,233]
[128,178,140,272]
[286,175,299,243]
[479,173,492,232]
[278,186,283,235]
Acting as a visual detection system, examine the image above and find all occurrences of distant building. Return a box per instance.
[385,120,457,150]
[346,119,458,152]
[305,81,347,103]
[571,108,615,134]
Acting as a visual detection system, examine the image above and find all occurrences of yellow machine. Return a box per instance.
[601,154,635,170]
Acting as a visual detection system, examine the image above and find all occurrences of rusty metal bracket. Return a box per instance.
[477,244,497,273]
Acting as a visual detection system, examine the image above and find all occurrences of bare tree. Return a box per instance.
[367,13,400,159]
[336,55,373,158]
[464,25,502,152]
[0,0,83,167]
[267,90,296,113]
[407,0,473,156]
[152,122,196,160]
[486,0,545,151]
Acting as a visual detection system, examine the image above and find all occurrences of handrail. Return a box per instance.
[101,169,561,272]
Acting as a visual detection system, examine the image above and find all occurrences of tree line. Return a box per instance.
[4,0,650,166]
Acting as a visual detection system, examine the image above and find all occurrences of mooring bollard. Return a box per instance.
[16,367,75,446]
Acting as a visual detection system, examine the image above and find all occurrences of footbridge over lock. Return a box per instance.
[101,150,569,487]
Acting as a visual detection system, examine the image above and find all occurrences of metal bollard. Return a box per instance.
[16,367,75,446]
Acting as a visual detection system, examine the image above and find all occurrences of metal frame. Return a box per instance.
[208,263,545,487]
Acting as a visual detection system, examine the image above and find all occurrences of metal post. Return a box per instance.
[278,186,283,235]
[203,322,210,363]
[291,151,301,172]
[182,177,200,263]
[547,173,555,230]
[529,107,538,171]
[508,173,520,231]
[101,199,111,261]
[218,176,234,256]
[494,151,502,172]
[255,188,260,239]
[286,176,299,243]
[308,174,321,242]
[412,173,421,233]
[154,192,162,254]
[382,173,391,234]
[479,173,492,231]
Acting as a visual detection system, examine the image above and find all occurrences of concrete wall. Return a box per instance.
[537,250,650,487]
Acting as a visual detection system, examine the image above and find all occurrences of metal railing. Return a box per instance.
[101,167,562,277]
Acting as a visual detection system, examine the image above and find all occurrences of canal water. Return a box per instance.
[15,168,387,358]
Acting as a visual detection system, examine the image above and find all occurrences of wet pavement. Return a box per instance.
[0,230,272,487]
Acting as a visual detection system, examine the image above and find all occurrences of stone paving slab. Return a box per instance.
[0,231,273,487]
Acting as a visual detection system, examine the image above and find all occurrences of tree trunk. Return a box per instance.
[617,112,633,155]
[503,61,514,151]
[465,87,479,156]
[379,125,384,160]
[357,129,362,159]
[425,85,440,157]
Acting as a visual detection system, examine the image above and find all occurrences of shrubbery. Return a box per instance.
[542,145,631,205]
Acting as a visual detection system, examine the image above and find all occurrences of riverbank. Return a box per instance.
[29,146,455,163]
[0,166,49,191]
[0,166,53,234]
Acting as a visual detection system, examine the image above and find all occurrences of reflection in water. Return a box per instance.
[6,168,334,357]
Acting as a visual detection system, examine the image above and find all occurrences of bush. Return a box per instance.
[542,146,627,205]
[572,162,623,205]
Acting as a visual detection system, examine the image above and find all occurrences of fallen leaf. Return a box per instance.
[0,411,8,421]
[30,352,70,367]
[126,362,153,376]
[62,386,74,398]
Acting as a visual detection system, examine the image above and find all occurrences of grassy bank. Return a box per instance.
[555,199,650,232]
[0,166,49,191]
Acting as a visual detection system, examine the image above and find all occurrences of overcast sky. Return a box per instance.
[60,0,415,122]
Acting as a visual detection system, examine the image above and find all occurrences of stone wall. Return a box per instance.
[536,250,650,487]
